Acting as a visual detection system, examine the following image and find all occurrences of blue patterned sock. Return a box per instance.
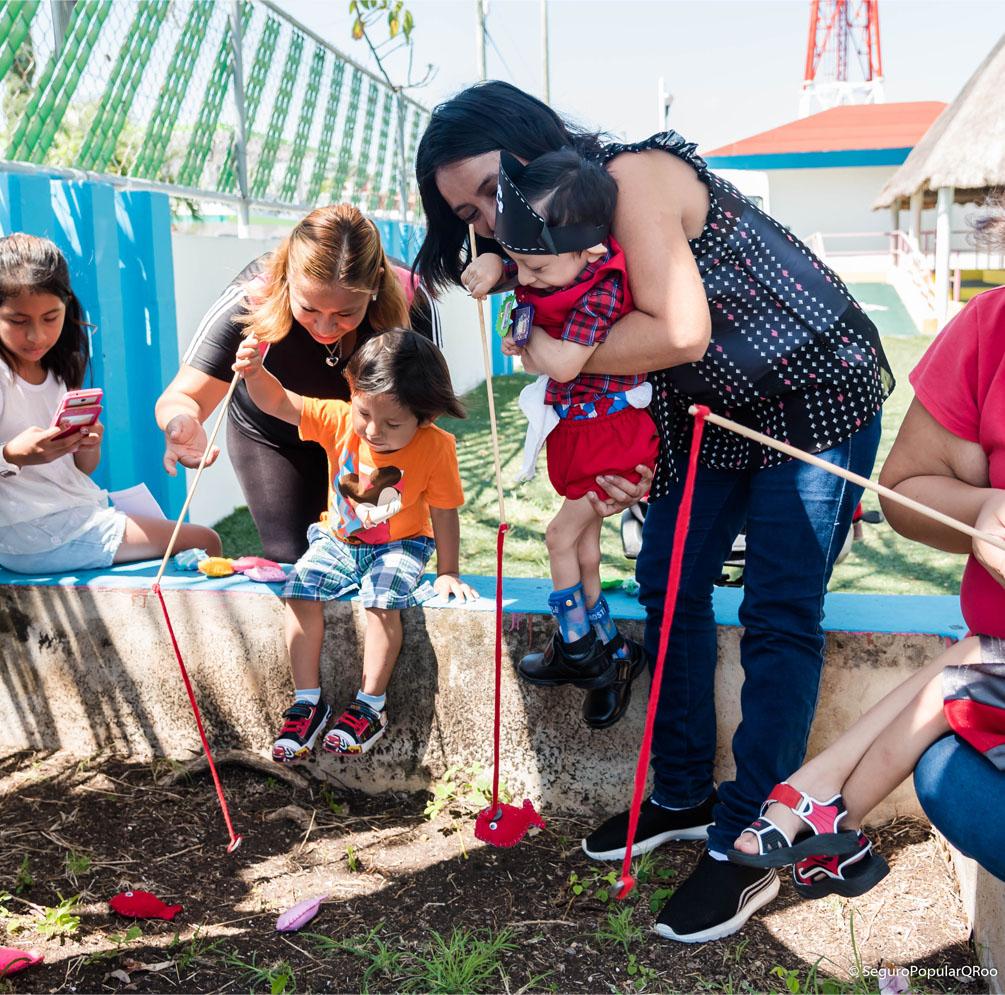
[587,595,630,659]
[294,687,321,706]
[548,583,592,643]
[356,689,386,713]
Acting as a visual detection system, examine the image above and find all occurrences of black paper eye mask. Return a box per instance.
[494,151,609,256]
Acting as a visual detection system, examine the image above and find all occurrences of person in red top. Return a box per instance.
[466,149,658,729]
[725,276,1005,893]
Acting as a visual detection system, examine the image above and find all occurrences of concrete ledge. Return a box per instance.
[0,562,965,824]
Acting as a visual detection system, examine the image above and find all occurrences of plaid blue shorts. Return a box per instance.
[283,523,436,609]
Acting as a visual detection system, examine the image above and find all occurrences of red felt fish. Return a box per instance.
[0,947,42,977]
[108,890,183,921]
[474,799,546,847]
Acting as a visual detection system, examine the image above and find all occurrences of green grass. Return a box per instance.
[213,334,964,596]
[828,334,961,596]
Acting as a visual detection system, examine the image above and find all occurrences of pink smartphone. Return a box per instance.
[51,388,103,440]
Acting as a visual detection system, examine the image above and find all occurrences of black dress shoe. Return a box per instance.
[517,630,615,689]
[582,637,647,729]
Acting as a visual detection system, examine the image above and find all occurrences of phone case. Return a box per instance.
[51,389,103,440]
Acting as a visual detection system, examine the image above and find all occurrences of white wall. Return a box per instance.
[758,165,898,251]
[169,232,487,530]
[435,285,489,396]
[171,233,288,529]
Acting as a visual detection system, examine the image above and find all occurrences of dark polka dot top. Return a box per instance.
[595,132,895,499]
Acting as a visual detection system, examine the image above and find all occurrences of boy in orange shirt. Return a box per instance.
[235,330,476,760]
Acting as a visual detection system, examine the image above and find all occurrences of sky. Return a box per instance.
[280,0,1005,151]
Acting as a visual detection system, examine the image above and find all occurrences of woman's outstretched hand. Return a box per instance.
[586,465,654,518]
[974,489,1005,590]
[163,413,219,476]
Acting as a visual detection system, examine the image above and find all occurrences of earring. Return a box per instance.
[371,293,378,301]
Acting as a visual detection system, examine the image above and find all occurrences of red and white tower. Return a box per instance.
[800,0,884,117]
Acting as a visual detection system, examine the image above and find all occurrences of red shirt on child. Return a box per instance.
[515,237,643,407]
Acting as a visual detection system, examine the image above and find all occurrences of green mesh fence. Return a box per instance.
[0,0,428,215]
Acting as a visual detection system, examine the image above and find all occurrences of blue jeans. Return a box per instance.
[915,734,1005,881]
[636,415,882,855]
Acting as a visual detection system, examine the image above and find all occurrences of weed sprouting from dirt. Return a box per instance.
[314,923,517,994]
[404,927,516,994]
[310,923,406,993]
[13,856,32,895]
[35,893,82,938]
[225,951,295,994]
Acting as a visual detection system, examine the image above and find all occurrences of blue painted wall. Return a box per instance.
[0,173,185,514]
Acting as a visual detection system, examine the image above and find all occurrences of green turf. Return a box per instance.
[213,333,964,597]
[845,282,919,339]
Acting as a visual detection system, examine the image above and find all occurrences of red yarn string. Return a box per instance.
[491,522,509,810]
[616,405,708,898]
[153,584,242,851]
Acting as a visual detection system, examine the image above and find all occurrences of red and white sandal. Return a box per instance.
[726,782,861,868]
[791,831,890,899]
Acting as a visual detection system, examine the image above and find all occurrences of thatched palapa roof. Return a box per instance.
[874,34,1005,209]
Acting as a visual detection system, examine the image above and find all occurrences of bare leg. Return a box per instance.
[285,599,325,692]
[577,515,604,610]
[733,636,981,851]
[360,608,402,696]
[546,496,603,591]
[115,514,222,562]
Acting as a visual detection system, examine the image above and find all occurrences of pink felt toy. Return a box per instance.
[231,556,282,574]
[245,565,288,583]
[0,947,42,976]
[275,896,326,932]
[108,890,183,921]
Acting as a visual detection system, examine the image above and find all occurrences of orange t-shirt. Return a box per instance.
[300,396,464,545]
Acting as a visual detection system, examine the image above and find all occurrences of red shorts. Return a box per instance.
[546,406,659,501]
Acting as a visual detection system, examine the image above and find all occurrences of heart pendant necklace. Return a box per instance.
[323,343,340,368]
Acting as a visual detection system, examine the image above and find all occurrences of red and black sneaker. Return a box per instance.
[272,700,332,765]
[791,831,890,899]
[323,700,387,755]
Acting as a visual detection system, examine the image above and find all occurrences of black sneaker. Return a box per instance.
[323,700,388,755]
[517,630,615,689]
[272,700,332,764]
[582,791,717,860]
[655,851,779,943]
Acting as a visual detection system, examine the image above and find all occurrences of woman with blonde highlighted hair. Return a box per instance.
[156,204,438,562]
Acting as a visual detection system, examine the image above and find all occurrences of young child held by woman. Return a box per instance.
[464,149,658,729]
[234,329,476,762]
[0,233,219,574]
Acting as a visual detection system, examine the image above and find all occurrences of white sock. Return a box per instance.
[294,687,321,706]
[356,689,386,712]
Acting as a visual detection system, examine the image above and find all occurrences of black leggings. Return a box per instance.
[227,420,328,563]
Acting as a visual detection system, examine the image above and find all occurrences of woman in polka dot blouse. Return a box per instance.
[414,81,893,944]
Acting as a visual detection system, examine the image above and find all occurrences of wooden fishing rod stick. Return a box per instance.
[153,371,243,587]
[469,223,508,523]
[690,405,1005,554]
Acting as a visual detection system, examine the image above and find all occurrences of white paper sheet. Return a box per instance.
[110,482,167,520]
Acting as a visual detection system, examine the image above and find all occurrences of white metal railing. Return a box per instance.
[891,230,938,312]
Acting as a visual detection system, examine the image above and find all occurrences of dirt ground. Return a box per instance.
[0,750,981,994]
